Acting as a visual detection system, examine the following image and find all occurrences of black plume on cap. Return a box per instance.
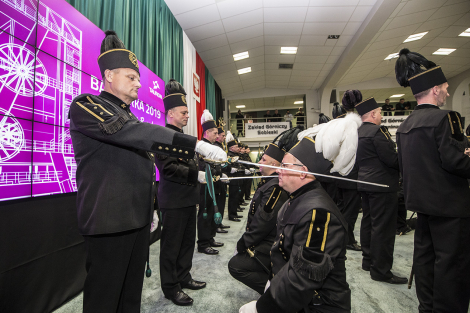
[100,30,125,54]
[319,113,331,124]
[165,78,186,96]
[332,102,347,119]
[395,48,436,87]
[342,90,362,111]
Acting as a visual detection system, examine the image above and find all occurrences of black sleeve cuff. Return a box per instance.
[187,168,199,184]
[173,132,197,152]
[237,238,247,253]
[256,288,285,313]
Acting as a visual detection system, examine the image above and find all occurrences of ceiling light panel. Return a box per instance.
[238,67,252,75]
[233,51,249,61]
[458,28,470,37]
[384,53,399,60]
[294,101,303,104]
[236,105,246,108]
[432,48,456,55]
[403,31,428,43]
[281,47,298,54]
[390,94,405,97]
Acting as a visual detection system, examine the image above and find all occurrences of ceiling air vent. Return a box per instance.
[279,63,294,69]
[327,35,340,39]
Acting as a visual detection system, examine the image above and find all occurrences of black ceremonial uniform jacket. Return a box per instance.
[197,138,223,197]
[356,122,399,193]
[236,175,289,255]
[228,150,243,185]
[396,104,470,217]
[69,91,197,235]
[257,180,350,313]
[155,124,200,209]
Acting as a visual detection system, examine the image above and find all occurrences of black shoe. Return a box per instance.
[220,224,230,229]
[229,217,241,222]
[236,215,243,218]
[181,279,206,290]
[198,247,219,255]
[240,202,248,206]
[346,243,362,251]
[245,197,251,200]
[372,274,408,284]
[165,290,193,306]
[362,265,370,271]
[210,240,224,247]
[216,228,228,233]
[237,208,243,212]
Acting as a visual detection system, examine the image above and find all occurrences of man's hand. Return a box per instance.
[196,141,227,161]
[198,171,207,184]
[231,168,238,174]
[245,169,251,175]
[465,148,470,157]
[222,173,230,183]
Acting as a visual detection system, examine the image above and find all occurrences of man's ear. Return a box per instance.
[104,69,113,83]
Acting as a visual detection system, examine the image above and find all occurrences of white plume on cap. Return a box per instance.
[298,112,362,176]
[226,130,235,144]
[201,109,214,125]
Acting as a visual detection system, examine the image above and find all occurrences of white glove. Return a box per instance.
[250,168,255,173]
[231,167,238,174]
[198,171,206,184]
[150,211,159,233]
[222,173,230,184]
[264,280,270,293]
[196,140,227,161]
[245,169,251,175]
[239,300,258,313]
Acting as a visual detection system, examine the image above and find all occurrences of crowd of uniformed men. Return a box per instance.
[69,31,470,312]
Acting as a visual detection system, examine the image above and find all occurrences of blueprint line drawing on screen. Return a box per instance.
[0,0,165,201]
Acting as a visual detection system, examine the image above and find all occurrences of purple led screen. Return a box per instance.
[0,0,38,47]
[0,114,33,200]
[0,0,166,201]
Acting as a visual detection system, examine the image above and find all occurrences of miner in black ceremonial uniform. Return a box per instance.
[226,131,243,222]
[228,143,288,294]
[332,97,362,252]
[238,143,251,207]
[214,126,230,232]
[243,144,255,200]
[155,79,207,307]
[395,49,470,313]
[240,138,351,313]
[197,110,224,255]
[69,31,226,312]
[355,97,406,284]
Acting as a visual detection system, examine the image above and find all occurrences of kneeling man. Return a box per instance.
[229,143,288,294]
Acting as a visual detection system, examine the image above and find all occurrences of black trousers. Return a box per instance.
[217,185,227,220]
[238,181,245,204]
[228,182,240,219]
[337,188,361,245]
[228,251,271,294]
[244,178,251,199]
[82,224,150,313]
[197,189,217,248]
[396,198,407,231]
[360,191,397,280]
[160,206,196,296]
[414,214,470,313]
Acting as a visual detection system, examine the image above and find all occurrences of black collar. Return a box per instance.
[202,137,211,144]
[165,123,183,133]
[415,104,439,111]
[214,141,223,148]
[260,172,277,185]
[289,180,319,200]
[100,91,130,110]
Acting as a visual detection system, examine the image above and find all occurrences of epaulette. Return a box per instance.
[447,111,464,141]
[379,125,392,140]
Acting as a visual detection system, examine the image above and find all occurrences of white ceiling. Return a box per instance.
[229,94,304,112]
[165,0,470,104]
[337,0,470,86]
